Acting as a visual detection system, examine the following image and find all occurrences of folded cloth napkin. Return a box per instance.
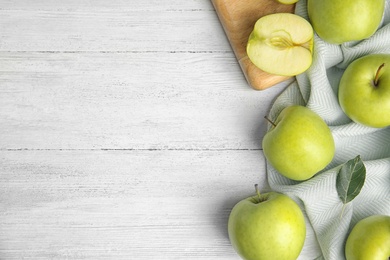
[266,1,390,259]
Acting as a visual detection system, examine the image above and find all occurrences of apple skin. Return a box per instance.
[307,0,385,44]
[276,0,299,6]
[338,54,390,128]
[262,105,335,181]
[228,192,306,260]
[345,215,390,260]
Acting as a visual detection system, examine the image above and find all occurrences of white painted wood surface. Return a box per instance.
[0,1,291,259]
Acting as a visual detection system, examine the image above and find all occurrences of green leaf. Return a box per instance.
[336,155,366,215]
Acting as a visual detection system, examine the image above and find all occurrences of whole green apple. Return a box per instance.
[345,215,390,260]
[262,105,335,181]
[307,0,385,44]
[338,54,390,128]
[228,186,306,260]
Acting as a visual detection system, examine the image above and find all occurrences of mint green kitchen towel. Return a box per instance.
[266,1,390,259]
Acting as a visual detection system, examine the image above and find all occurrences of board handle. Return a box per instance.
[211,0,295,90]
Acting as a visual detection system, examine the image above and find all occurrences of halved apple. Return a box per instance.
[247,13,314,76]
[277,0,299,4]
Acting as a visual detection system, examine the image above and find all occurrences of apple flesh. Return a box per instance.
[338,54,390,128]
[345,215,390,260]
[308,0,385,44]
[246,13,313,76]
[228,189,306,260]
[262,105,335,181]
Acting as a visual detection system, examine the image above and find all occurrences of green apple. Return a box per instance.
[228,186,306,260]
[262,105,335,181]
[338,54,390,128]
[246,13,313,76]
[307,0,385,44]
[345,215,390,260]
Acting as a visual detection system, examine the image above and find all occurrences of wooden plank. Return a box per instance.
[0,149,268,259]
[0,51,289,150]
[0,1,286,259]
[211,0,295,90]
[0,0,208,11]
[0,0,230,52]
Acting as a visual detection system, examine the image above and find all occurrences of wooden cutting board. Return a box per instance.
[211,0,295,90]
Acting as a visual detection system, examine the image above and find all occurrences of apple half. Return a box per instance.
[277,0,299,4]
[247,13,314,76]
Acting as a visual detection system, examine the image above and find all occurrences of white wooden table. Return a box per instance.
[1,1,291,259]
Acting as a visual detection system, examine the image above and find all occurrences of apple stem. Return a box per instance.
[255,184,261,203]
[374,63,385,87]
[264,116,277,127]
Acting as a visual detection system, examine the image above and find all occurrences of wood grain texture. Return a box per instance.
[0,0,228,52]
[0,0,288,259]
[0,150,269,259]
[212,0,295,90]
[0,51,288,150]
